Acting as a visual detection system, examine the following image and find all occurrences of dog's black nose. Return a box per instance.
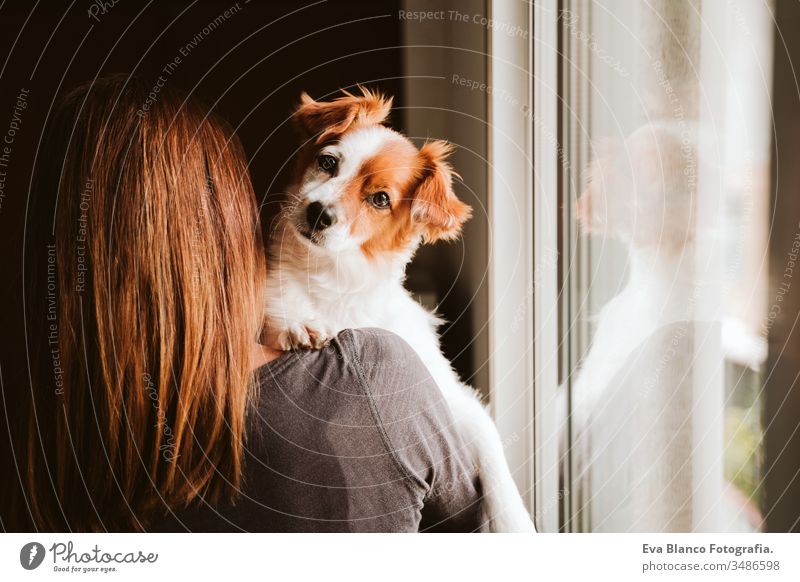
[306,201,335,231]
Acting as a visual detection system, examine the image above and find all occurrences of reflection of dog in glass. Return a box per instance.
[264,89,535,532]
[571,122,699,531]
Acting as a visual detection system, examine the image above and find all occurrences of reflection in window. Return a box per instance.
[560,0,773,532]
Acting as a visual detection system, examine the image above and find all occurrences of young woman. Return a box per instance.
[0,76,483,532]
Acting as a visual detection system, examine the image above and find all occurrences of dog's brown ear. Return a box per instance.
[294,87,392,143]
[411,141,472,242]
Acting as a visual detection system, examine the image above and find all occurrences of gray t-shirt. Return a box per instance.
[152,328,483,532]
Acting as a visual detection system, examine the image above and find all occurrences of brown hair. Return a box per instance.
[2,76,264,531]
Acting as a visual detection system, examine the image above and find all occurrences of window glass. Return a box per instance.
[560,0,773,532]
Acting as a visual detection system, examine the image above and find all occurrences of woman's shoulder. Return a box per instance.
[249,327,481,530]
[338,327,413,357]
[251,327,441,484]
[338,328,482,530]
[336,328,442,405]
[255,327,419,386]
[255,326,454,454]
[253,327,438,421]
[336,328,459,463]
[339,327,420,374]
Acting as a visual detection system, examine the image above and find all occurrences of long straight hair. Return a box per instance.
[1,76,264,531]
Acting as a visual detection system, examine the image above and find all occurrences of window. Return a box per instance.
[552,0,773,532]
[488,0,795,532]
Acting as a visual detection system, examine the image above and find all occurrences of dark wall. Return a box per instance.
[765,0,800,533]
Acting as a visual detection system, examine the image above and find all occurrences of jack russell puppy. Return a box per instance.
[264,88,535,532]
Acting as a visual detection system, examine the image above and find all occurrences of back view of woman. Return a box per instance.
[1,76,264,531]
[0,76,483,532]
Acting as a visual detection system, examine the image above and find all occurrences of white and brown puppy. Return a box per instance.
[264,88,535,532]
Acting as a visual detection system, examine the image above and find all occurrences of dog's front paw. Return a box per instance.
[276,321,334,351]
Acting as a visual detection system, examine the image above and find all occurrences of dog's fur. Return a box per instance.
[264,88,535,532]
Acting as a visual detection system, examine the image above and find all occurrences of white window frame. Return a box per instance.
[487,0,562,532]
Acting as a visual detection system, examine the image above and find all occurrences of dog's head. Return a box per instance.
[286,88,471,258]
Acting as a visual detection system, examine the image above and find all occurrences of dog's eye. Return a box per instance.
[368,192,391,209]
[317,154,338,175]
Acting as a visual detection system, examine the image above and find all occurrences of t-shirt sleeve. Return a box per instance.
[343,328,484,532]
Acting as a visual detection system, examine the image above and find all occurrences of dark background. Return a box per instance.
[0,0,481,388]
[766,0,800,533]
[0,0,405,234]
